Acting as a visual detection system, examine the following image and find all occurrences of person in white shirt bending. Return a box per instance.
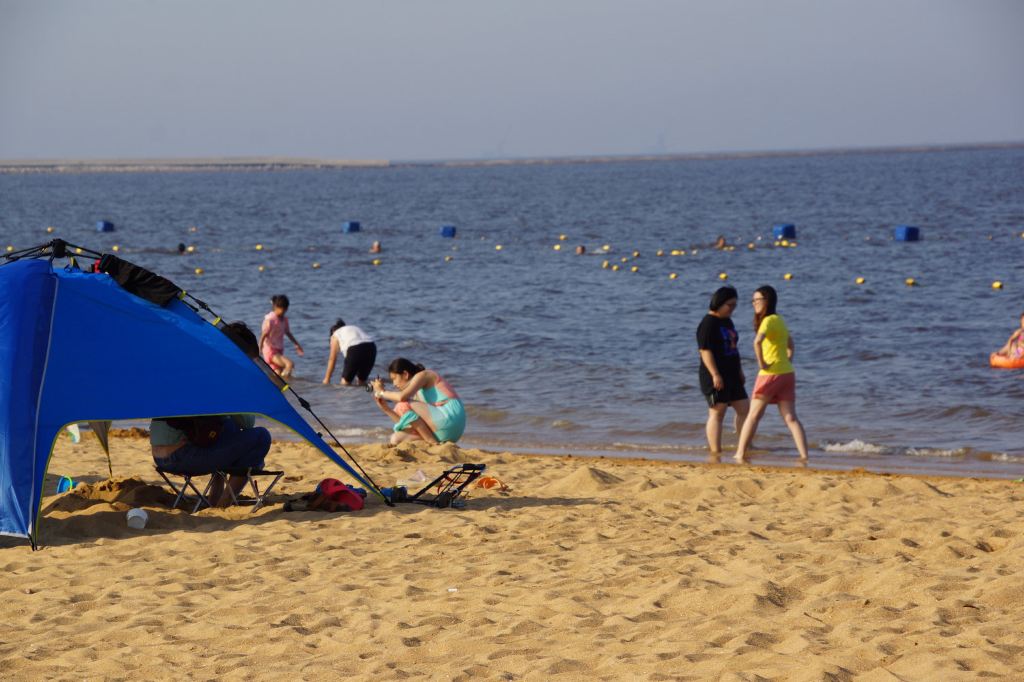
[322,318,378,386]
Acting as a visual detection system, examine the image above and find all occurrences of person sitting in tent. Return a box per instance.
[150,322,273,507]
[151,416,271,506]
[371,358,466,445]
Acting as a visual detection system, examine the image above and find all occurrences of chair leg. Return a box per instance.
[250,471,284,513]
[157,470,187,510]
[191,474,216,513]
[156,469,214,513]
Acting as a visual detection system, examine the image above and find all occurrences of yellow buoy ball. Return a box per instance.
[601,244,611,252]
[992,281,1003,290]
[46,226,55,234]
[855,276,865,285]
[372,259,382,266]
[444,255,453,262]
[111,245,120,252]
[495,244,503,251]
[312,262,321,269]
[632,250,640,258]
[255,244,264,251]
[747,243,756,250]
[74,247,82,254]
[669,273,678,280]
[5,246,13,253]
[611,264,620,271]
[719,272,728,280]
[630,265,639,273]
[186,245,196,253]
[194,267,204,275]
[621,256,629,263]
[553,244,561,251]
[257,265,266,272]
[189,226,198,233]
[670,249,682,256]
[601,260,610,269]
[656,249,664,257]
[783,273,793,280]
[905,277,916,287]
[558,234,568,241]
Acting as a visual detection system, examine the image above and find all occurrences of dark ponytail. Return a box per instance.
[329,318,346,337]
[388,357,425,376]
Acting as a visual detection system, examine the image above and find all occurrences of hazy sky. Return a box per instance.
[2,0,1022,161]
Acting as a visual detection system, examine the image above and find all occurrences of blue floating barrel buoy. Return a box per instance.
[772,223,796,240]
[894,225,920,242]
[342,221,361,233]
[96,220,115,233]
[439,225,457,238]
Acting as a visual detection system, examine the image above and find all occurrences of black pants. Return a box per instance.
[342,342,377,383]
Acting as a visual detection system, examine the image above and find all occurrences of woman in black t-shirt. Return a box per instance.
[696,287,749,458]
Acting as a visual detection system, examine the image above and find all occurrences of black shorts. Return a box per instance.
[703,384,749,407]
[342,342,377,383]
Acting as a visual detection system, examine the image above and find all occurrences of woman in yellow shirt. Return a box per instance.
[734,285,808,463]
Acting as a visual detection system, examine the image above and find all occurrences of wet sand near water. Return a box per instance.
[1,433,1023,680]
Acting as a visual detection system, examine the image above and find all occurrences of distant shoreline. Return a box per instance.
[2,141,1022,174]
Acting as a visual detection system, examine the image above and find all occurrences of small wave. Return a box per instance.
[465,406,511,423]
[905,446,969,458]
[990,452,1024,464]
[821,439,889,454]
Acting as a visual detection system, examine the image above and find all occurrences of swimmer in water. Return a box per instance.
[994,312,1024,360]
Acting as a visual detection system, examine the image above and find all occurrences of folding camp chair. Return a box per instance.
[156,466,284,513]
[389,463,486,508]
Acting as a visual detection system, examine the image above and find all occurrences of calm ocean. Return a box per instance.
[3,148,1023,477]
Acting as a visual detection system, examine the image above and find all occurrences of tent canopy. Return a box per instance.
[0,257,374,546]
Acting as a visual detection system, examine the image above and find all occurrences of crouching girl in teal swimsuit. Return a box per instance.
[371,358,467,445]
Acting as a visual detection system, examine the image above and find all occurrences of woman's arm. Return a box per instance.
[754,332,769,371]
[323,338,340,384]
[787,335,794,361]
[376,370,434,403]
[699,349,724,390]
[998,329,1022,354]
[375,397,400,423]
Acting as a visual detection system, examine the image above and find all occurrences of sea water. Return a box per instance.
[3,147,1023,477]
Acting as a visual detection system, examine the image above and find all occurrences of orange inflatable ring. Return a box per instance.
[990,353,1024,369]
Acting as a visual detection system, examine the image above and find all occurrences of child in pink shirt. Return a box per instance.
[260,294,304,377]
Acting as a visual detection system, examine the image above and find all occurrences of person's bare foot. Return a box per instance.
[733,453,746,463]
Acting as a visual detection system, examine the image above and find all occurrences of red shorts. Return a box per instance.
[752,372,796,404]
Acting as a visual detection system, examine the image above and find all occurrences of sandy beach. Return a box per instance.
[1,432,1022,680]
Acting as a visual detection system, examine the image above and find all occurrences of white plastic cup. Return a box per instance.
[126,508,148,529]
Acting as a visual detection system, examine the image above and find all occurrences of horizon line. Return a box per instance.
[2,140,1022,173]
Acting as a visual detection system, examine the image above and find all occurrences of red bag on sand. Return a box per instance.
[313,478,365,512]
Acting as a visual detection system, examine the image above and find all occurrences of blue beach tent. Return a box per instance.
[0,247,380,547]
